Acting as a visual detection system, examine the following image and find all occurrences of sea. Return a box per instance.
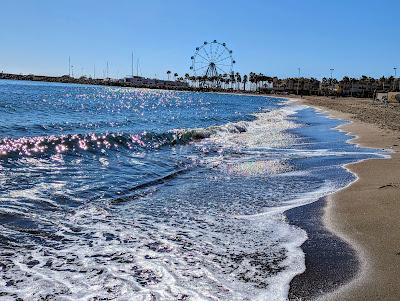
[0,80,384,301]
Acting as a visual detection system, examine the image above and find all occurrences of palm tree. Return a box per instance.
[249,72,261,91]
[342,76,350,83]
[229,73,235,89]
[235,72,241,90]
[166,70,171,80]
[217,74,223,88]
[222,73,228,90]
[174,73,178,81]
[380,76,386,90]
[243,74,248,91]
[225,78,230,90]
[253,73,260,91]
[184,73,190,85]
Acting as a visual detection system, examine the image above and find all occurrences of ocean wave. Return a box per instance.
[0,101,304,160]
[0,120,251,159]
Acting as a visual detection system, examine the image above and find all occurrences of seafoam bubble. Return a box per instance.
[206,105,300,150]
[225,160,292,176]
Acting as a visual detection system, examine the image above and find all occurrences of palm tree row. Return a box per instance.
[165,70,275,91]
[165,70,400,95]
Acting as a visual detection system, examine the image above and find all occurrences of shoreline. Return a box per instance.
[1,80,398,298]
[286,197,359,300]
[289,96,400,300]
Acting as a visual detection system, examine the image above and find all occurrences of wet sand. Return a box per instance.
[290,96,400,300]
[287,198,359,300]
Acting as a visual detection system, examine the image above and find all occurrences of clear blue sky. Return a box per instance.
[1,0,399,79]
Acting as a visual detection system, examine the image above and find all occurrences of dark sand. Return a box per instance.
[287,198,358,301]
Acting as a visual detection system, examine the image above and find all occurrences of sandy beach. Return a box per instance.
[289,96,400,300]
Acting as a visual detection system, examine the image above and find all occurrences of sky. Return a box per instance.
[0,0,399,80]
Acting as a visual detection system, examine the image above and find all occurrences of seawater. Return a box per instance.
[0,80,383,300]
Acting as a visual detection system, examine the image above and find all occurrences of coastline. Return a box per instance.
[286,197,359,300]
[2,79,398,298]
[289,96,400,300]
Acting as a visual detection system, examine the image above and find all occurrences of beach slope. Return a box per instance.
[294,96,400,301]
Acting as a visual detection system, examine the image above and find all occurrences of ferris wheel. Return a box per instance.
[190,40,235,77]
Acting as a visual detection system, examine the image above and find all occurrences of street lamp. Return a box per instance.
[330,68,335,95]
[394,67,398,91]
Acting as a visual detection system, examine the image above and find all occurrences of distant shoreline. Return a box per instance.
[4,73,397,103]
[0,73,264,95]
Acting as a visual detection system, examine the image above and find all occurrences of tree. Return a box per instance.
[342,76,350,83]
[166,70,171,80]
[249,72,255,91]
[235,72,241,90]
[222,73,228,89]
[243,74,248,91]
[229,73,235,89]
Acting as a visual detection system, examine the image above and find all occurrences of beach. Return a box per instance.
[291,96,400,300]
[2,80,387,300]
[2,0,400,299]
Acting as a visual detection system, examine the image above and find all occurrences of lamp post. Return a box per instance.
[330,68,334,95]
[394,67,398,91]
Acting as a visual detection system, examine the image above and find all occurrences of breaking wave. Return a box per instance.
[0,122,251,159]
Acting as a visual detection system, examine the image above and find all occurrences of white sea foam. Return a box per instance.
[208,105,301,150]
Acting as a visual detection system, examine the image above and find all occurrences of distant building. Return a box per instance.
[123,76,189,88]
[376,92,400,104]
[337,81,377,97]
[272,77,320,95]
